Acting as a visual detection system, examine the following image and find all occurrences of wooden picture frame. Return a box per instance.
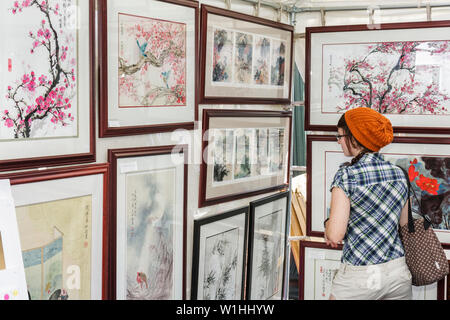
[0,163,110,300]
[199,5,294,104]
[108,145,188,300]
[299,241,445,300]
[98,0,199,137]
[305,21,450,134]
[199,108,292,208]
[191,206,248,300]
[247,191,289,300]
[306,135,450,246]
[0,0,95,171]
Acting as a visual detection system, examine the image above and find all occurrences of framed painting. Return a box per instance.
[199,5,293,104]
[199,109,292,208]
[305,21,450,134]
[0,0,95,171]
[108,145,188,300]
[246,191,289,300]
[299,241,445,300]
[191,206,248,300]
[0,163,109,300]
[306,135,450,246]
[98,0,198,137]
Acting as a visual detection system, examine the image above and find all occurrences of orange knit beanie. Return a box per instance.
[344,107,393,152]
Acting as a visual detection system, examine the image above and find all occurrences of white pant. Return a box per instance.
[330,257,412,300]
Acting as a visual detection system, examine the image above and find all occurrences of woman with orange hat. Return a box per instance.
[324,107,412,300]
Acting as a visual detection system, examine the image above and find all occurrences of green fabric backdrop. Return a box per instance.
[292,63,306,168]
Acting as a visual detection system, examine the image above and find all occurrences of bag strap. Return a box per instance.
[398,166,432,231]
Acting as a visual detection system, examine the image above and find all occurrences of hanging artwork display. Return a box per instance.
[0,0,95,171]
[98,0,198,137]
[299,241,445,300]
[109,145,188,300]
[306,135,450,246]
[246,191,289,300]
[199,5,293,104]
[191,207,248,300]
[0,180,29,300]
[199,109,292,207]
[0,164,109,300]
[305,21,450,134]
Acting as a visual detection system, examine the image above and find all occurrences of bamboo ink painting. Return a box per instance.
[125,169,176,300]
[203,228,239,300]
[1,0,79,140]
[118,13,186,108]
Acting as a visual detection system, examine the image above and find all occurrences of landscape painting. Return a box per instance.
[212,28,233,83]
[234,32,253,84]
[125,168,176,300]
[253,36,270,85]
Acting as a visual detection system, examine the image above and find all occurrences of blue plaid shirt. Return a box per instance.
[330,153,408,266]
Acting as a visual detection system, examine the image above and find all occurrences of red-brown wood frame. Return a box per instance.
[98,0,199,137]
[0,163,110,299]
[306,135,450,239]
[299,240,446,300]
[108,145,188,300]
[0,0,96,172]
[305,20,450,134]
[199,4,294,105]
[199,108,292,208]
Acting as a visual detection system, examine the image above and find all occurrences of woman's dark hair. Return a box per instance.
[337,114,371,166]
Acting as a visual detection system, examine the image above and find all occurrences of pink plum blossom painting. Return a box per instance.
[1,0,79,140]
[306,22,450,133]
[118,13,186,108]
[324,40,450,115]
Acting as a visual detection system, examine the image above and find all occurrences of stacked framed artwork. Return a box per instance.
[301,20,450,300]
[0,0,295,301]
[191,191,290,300]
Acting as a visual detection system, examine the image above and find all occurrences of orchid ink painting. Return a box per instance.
[2,0,78,140]
[118,13,186,108]
[324,40,450,115]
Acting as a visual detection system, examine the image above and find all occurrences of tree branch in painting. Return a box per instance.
[118,17,186,106]
[3,0,76,138]
[329,41,450,114]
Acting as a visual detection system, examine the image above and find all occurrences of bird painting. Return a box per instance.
[136,40,148,58]
[160,71,171,88]
[136,272,149,289]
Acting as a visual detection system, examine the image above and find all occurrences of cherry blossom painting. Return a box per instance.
[1,0,78,140]
[118,13,186,107]
[324,40,450,115]
[306,23,450,132]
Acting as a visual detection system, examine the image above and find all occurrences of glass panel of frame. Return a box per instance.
[299,241,444,300]
[199,108,291,207]
[247,191,289,300]
[306,135,450,246]
[305,21,450,134]
[191,207,248,300]
[199,5,293,104]
[98,0,198,137]
[0,164,109,300]
[109,145,187,300]
[0,0,95,171]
